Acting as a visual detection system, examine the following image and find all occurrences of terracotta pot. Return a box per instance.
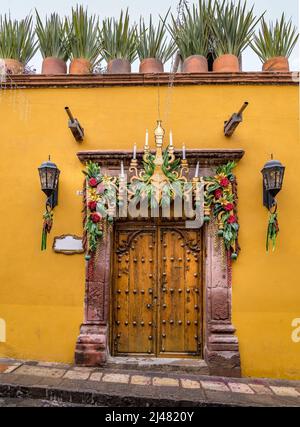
[139,58,164,73]
[182,55,208,73]
[69,58,92,74]
[262,56,289,72]
[213,54,240,72]
[107,59,131,74]
[4,59,24,74]
[41,57,67,75]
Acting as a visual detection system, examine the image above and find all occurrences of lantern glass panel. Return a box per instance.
[39,169,47,190]
[46,168,56,190]
[54,169,60,189]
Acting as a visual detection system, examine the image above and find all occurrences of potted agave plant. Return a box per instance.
[210,0,263,72]
[66,5,100,74]
[137,12,175,73]
[168,0,212,73]
[251,14,299,72]
[0,14,37,74]
[101,9,138,74]
[36,11,69,75]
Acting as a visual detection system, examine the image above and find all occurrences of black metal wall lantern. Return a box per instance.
[38,156,60,250]
[261,156,285,210]
[261,155,285,251]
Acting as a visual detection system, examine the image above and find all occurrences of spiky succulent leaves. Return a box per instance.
[36,11,69,61]
[0,14,37,64]
[168,0,213,60]
[101,9,138,63]
[66,5,100,66]
[209,0,264,58]
[251,14,299,63]
[137,11,175,63]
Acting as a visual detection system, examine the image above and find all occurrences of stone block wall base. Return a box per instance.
[204,347,241,378]
[75,324,107,366]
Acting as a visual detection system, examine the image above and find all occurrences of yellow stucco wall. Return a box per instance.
[0,83,299,379]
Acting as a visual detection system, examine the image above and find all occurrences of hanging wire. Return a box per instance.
[157,73,161,120]
[162,0,188,126]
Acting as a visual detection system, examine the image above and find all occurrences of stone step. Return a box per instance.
[105,357,210,375]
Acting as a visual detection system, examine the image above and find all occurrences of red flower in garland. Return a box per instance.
[89,177,98,187]
[228,215,237,224]
[220,177,230,188]
[214,189,223,199]
[90,212,102,223]
[224,203,234,212]
[88,200,97,211]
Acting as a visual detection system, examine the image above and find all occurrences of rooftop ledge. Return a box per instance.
[2,72,299,88]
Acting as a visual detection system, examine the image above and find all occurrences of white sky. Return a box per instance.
[1,0,299,72]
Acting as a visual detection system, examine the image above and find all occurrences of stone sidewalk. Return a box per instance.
[1,358,300,407]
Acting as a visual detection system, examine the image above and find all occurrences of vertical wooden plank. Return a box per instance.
[113,230,129,354]
[112,226,156,355]
[158,227,202,357]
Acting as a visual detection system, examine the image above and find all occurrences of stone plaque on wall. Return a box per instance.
[53,235,84,255]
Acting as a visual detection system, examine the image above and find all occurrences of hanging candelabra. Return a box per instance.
[128,120,192,208]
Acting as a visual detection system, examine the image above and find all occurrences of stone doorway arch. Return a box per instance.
[75,149,244,377]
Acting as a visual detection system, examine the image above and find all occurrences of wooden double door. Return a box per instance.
[111,222,203,358]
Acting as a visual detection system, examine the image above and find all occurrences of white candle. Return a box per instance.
[182,145,186,160]
[145,129,149,148]
[121,161,125,177]
[195,161,199,178]
[169,130,173,147]
[133,144,137,160]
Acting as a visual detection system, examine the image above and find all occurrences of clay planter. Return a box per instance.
[42,57,67,75]
[69,58,92,74]
[107,59,131,74]
[139,58,164,73]
[4,59,24,74]
[262,56,289,72]
[182,55,208,73]
[213,54,240,72]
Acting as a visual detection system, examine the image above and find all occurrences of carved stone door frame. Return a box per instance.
[75,149,244,377]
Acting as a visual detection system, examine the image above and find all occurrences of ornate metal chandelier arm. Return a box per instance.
[178,167,189,181]
[143,153,150,163]
[168,152,176,164]
[129,166,139,178]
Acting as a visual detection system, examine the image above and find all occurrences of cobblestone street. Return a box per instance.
[0,398,89,407]
[1,358,300,407]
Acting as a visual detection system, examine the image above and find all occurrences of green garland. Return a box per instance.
[204,161,239,260]
[131,148,184,209]
[84,161,117,259]
[266,211,279,251]
[83,160,240,262]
